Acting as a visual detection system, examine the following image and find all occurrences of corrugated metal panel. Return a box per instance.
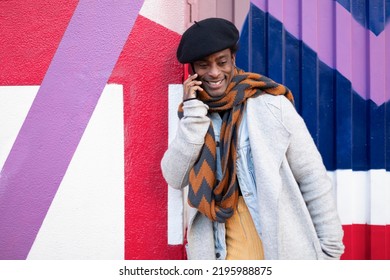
[193,0,389,259]
[236,0,390,260]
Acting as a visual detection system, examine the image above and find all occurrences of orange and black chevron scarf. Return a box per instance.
[178,68,293,223]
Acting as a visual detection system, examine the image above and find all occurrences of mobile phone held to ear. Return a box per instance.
[185,63,201,80]
[184,63,191,81]
[184,63,202,100]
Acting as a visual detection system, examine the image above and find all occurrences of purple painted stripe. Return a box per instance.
[301,0,318,52]
[268,0,283,22]
[336,3,388,105]
[251,0,389,105]
[387,23,390,103]
[369,29,386,103]
[283,0,301,39]
[335,1,353,84]
[0,0,144,259]
[317,0,335,68]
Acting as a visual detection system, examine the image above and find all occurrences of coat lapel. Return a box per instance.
[246,96,291,173]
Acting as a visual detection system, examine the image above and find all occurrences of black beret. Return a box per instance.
[176,18,239,64]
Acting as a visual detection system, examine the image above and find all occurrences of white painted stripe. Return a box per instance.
[26,84,124,259]
[167,84,186,245]
[369,169,390,225]
[329,170,370,225]
[329,169,390,225]
[139,0,186,34]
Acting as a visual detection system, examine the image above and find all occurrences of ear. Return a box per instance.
[232,54,236,66]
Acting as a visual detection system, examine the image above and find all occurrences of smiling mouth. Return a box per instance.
[206,79,224,88]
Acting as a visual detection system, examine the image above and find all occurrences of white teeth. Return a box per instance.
[209,80,222,85]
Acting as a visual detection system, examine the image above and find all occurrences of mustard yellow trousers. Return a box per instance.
[225,196,264,260]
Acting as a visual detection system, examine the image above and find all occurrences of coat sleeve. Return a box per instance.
[161,99,210,189]
[280,97,345,259]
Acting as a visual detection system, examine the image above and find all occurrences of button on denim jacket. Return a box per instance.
[210,111,262,260]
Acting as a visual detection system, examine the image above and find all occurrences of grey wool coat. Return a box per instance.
[161,94,345,260]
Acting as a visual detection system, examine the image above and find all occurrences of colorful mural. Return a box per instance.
[237,0,389,259]
[0,0,183,259]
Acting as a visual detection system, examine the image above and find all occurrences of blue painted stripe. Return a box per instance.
[284,30,302,113]
[237,3,389,171]
[300,42,319,143]
[238,4,267,75]
[318,60,336,170]
[335,70,353,169]
[336,0,390,35]
[267,14,283,84]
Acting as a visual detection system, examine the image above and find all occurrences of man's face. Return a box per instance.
[193,48,236,98]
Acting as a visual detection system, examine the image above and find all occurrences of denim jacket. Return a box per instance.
[210,111,262,260]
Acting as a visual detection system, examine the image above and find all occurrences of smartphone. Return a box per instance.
[184,63,202,97]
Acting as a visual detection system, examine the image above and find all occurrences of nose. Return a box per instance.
[208,63,220,78]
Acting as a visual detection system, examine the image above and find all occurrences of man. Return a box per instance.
[161,18,344,260]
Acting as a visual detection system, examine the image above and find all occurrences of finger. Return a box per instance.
[193,85,203,92]
[184,80,202,90]
[185,73,198,82]
[186,86,203,96]
[183,85,203,100]
[188,80,202,87]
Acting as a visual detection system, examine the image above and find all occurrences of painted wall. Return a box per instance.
[236,0,389,259]
[0,0,184,260]
[1,0,389,260]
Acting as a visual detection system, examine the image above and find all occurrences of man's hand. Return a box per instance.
[183,73,203,101]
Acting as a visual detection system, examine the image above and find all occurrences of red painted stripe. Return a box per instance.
[0,0,78,85]
[341,224,390,260]
[109,15,183,259]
